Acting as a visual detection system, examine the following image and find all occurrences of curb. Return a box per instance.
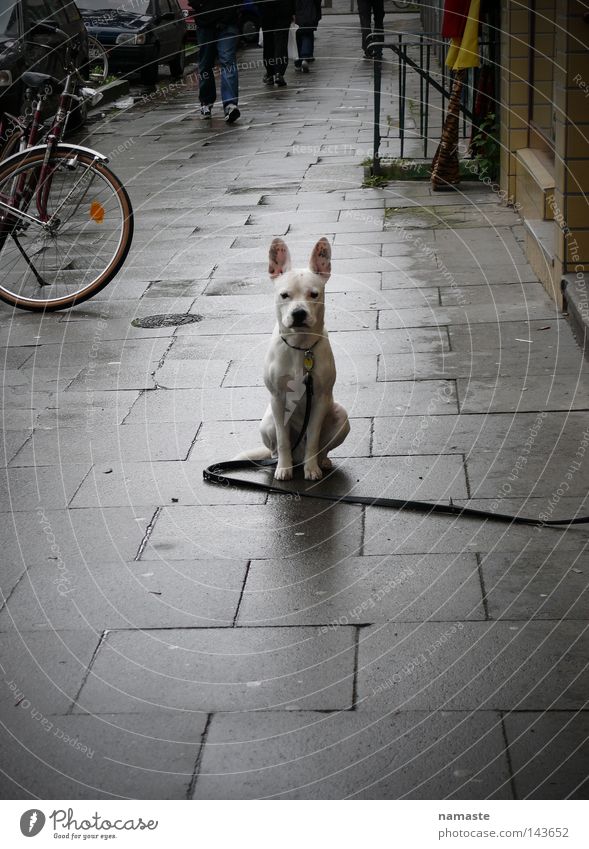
[91,78,130,111]
[562,273,589,360]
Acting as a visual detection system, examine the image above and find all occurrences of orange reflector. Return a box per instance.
[90,201,105,223]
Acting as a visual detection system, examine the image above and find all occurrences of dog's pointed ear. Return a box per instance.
[269,238,292,279]
[309,237,331,281]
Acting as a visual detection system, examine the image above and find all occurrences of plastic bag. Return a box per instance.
[288,23,299,60]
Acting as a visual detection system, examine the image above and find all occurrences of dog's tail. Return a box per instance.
[233,446,273,461]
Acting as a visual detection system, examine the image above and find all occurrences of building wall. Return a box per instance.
[500,0,589,305]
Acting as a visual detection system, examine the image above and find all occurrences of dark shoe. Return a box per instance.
[274,75,287,87]
[263,74,274,85]
[200,104,212,118]
[224,103,240,124]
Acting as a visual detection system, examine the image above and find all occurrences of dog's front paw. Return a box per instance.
[275,466,293,481]
[319,457,333,471]
[304,463,323,481]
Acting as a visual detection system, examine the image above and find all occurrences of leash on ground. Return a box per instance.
[203,459,589,529]
[203,357,589,528]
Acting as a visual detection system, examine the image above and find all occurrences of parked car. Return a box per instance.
[0,0,89,121]
[79,0,187,86]
[177,0,196,44]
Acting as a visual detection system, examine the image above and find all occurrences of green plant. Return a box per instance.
[471,112,500,181]
[363,173,390,188]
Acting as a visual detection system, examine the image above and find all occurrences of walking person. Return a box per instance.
[190,0,241,122]
[357,0,384,57]
[294,0,321,72]
[260,0,295,87]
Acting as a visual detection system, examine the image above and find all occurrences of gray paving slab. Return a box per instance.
[9,422,199,467]
[192,710,511,799]
[237,553,484,626]
[364,496,589,555]
[480,552,589,621]
[504,711,589,800]
[169,327,450,361]
[449,320,581,354]
[378,304,557,330]
[20,338,172,369]
[71,460,266,508]
[0,712,208,799]
[186,416,372,464]
[143,502,363,562]
[223,354,380,387]
[376,349,589,379]
[124,386,269,423]
[357,621,589,712]
[1,430,31,466]
[1,507,149,566]
[457,376,589,414]
[0,465,90,512]
[75,627,355,714]
[0,629,99,714]
[0,559,246,632]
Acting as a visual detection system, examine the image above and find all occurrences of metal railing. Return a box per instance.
[369,31,499,174]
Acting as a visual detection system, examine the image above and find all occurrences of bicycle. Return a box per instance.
[0,23,133,312]
[88,35,109,87]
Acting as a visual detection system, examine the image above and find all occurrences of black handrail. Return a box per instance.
[368,31,497,175]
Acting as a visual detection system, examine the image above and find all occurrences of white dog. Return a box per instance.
[238,237,350,481]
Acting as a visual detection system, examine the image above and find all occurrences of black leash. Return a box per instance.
[204,339,589,529]
[203,458,589,528]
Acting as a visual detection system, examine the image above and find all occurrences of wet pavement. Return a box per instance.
[1,13,588,800]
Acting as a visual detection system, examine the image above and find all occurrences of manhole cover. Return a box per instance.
[132,314,203,328]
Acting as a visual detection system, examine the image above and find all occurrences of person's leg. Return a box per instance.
[263,29,275,77]
[298,28,313,59]
[295,28,303,67]
[357,0,372,52]
[196,26,217,106]
[273,24,289,79]
[216,24,239,107]
[372,0,385,38]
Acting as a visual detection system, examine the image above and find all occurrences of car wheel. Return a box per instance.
[141,51,159,86]
[169,44,186,79]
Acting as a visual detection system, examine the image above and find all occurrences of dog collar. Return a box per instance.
[280,336,320,372]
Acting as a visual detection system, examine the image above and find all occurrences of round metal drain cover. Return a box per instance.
[132,313,203,328]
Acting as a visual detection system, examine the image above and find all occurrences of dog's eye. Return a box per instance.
[310,291,319,299]
[280,292,290,300]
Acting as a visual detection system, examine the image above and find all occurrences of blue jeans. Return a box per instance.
[197,24,239,107]
[295,29,314,62]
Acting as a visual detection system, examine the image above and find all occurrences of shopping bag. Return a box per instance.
[288,23,299,60]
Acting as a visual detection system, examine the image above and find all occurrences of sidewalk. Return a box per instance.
[1,15,588,800]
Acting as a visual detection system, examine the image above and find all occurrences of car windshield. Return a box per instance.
[0,0,20,39]
[77,0,150,13]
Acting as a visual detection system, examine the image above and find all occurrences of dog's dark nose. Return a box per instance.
[292,309,307,326]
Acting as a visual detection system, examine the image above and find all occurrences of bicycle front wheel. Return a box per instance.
[0,148,133,311]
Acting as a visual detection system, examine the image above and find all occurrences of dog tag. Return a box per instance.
[303,351,314,372]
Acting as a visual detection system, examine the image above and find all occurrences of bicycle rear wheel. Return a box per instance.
[0,148,133,311]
